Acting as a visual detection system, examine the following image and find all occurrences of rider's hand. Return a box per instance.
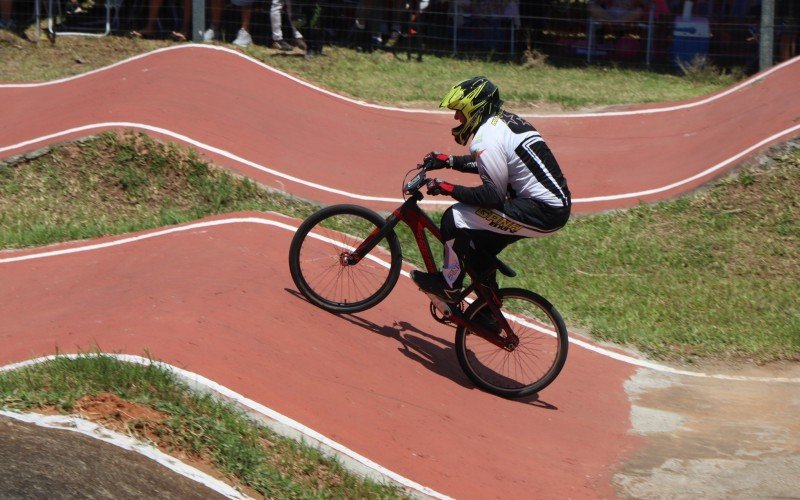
[426,178,455,196]
[421,151,452,171]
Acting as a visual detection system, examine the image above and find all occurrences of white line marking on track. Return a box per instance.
[2,215,798,384]
[2,122,799,206]
[0,354,452,500]
[0,122,448,207]
[1,45,798,118]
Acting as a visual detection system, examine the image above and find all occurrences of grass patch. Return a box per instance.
[0,35,737,110]
[247,45,735,110]
[0,353,406,498]
[0,34,173,82]
[1,135,798,362]
[0,131,316,248]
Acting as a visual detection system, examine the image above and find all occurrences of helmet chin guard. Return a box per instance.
[440,76,504,145]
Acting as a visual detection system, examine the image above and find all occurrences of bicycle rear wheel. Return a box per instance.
[288,204,403,314]
[455,288,568,398]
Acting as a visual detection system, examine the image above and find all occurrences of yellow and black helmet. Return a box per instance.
[440,76,504,145]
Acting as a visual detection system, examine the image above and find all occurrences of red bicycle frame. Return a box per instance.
[352,190,519,350]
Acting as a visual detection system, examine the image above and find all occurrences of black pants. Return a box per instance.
[440,207,523,287]
[438,199,570,286]
[294,1,325,53]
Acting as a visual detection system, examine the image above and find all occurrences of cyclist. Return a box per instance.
[411,76,571,303]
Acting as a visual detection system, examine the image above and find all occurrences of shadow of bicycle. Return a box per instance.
[285,288,557,410]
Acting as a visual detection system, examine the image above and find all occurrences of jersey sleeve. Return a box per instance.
[451,154,479,174]
[449,145,507,209]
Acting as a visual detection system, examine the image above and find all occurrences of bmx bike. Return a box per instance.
[288,163,569,398]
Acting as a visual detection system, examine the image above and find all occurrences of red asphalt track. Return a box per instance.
[0,213,639,499]
[1,47,799,498]
[2,45,799,213]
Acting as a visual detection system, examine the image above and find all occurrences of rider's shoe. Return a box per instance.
[411,270,461,304]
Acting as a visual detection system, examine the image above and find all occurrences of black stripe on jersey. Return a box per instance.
[500,110,536,134]
[515,136,569,206]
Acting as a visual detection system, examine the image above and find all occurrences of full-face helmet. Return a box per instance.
[439,76,504,145]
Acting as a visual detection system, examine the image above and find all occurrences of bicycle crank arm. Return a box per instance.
[424,293,453,317]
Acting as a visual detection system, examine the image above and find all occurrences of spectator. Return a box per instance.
[130,0,192,40]
[270,0,306,51]
[587,0,646,25]
[384,0,408,47]
[201,0,256,48]
[354,0,405,49]
[202,0,224,42]
[201,0,305,50]
[294,0,326,55]
[230,0,255,47]
[459,0,508,53]
[399,0,428,58]
[0,0,14,31]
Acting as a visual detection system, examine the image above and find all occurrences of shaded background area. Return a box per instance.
[2,0,797,73]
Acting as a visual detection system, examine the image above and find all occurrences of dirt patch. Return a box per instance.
[72,392,169,442]
[614,364,800,498]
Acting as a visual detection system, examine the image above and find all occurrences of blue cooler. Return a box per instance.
[671,17,710,66]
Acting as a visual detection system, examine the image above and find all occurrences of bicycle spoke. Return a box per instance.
[290,207,400,312]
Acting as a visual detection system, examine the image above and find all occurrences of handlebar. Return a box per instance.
[403,165,429,195]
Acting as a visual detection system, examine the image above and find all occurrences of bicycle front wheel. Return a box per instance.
[455,288,569,398]
[288,204,403,314]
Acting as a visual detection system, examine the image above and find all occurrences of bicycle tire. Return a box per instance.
[455,288,569,398]
[288,204,403,314]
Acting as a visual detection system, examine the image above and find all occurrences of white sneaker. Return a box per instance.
[232,28,252,47]
[202,27,215,43]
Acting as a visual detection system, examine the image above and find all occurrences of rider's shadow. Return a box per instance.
[341,314,472,388]
[285,288,557,409]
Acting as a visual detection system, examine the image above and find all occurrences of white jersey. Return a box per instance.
[469,111,570,208]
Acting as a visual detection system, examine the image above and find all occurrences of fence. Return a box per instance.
[15,0,799,72]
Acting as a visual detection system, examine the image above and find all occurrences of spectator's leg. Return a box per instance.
[208,0,222,31]
[178,0,191,38]
[270,0,283,41]
[357,0,383,47]
[385,0,404,46]
[133,0,164,36]
[307,1,326,54]
[284,0,304,43]
[229,0,253,46]
[0,0,12,24]
[241,3,251,32]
